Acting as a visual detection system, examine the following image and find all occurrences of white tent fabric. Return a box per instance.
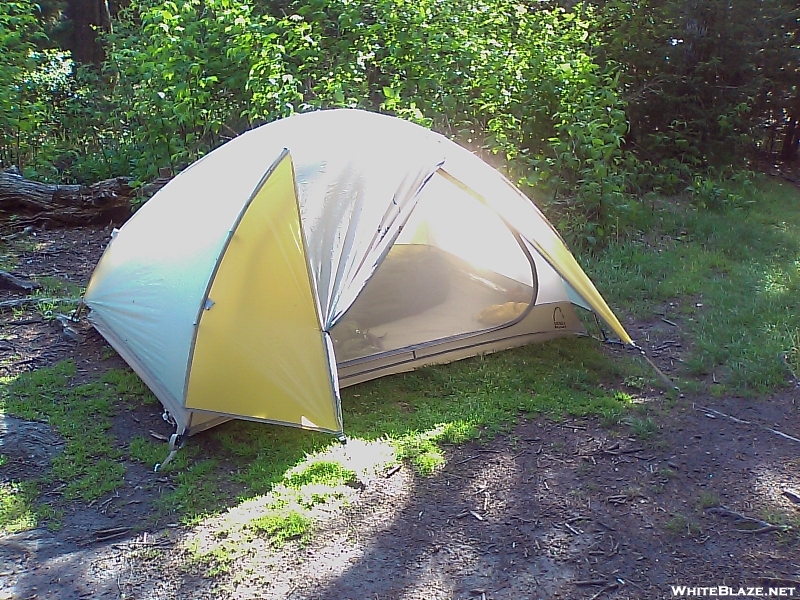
[84,109,630,436]
[86,112,444,426]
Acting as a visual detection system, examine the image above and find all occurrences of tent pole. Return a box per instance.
[593,313,608,342]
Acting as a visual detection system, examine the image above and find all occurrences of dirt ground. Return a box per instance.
[1,227,799,600]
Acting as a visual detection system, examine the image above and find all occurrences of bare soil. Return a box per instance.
[1,227,799,600]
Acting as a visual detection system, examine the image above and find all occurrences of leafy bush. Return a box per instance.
[5,0,796,243]
[104,0,635,242]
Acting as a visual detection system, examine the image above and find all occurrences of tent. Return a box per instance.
[84,109,632,438]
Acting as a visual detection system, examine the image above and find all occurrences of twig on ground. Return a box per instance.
[510,514,535,524]
[1,318,42,326]
[574,579,608,587]
[706,506,790,533]
[760,577,800,587]
[602,446,645,456]
[91,526,132,543]
[695,405,750,424]
[385,465,402,478]
[782,489,800,505]
[693,404,800,443]
[764,427,800,443]
[0,296,79,309]
[566,515,590,524]
[564,522,582,535]
[589,582,620,600]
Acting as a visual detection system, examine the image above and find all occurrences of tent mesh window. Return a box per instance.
[331,172,536,362]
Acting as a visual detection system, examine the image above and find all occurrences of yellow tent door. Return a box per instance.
[185,150,341,433]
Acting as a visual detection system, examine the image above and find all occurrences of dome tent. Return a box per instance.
[84,109,632,438]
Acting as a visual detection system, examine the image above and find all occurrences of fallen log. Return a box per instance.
[0,168,134,226]
[0,270,41,292]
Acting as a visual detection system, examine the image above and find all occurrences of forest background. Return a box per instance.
[2,0,800,248]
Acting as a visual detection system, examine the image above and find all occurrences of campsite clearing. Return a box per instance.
[1,177,800,598]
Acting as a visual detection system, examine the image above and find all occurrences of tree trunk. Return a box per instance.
[780,119,798,160]
[0,170,133,226]
[780,90,800,161]
[66,0,112,64]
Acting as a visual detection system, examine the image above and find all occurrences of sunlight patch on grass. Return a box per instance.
[184,437,397,575]
[178,338,644,575]
[0,481,38,534]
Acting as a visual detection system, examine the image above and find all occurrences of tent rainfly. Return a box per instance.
[84,109,633,439]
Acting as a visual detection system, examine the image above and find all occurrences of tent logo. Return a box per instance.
[553,307,567,330]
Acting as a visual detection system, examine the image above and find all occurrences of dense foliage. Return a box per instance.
[2,0,799,245]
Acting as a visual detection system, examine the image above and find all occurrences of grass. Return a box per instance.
[0,481,38,534]
[0,362,163,530]
[625,416,658,440]
[697,491,721,509]
[248,511,312,546]
[178,335,642,572]
[1,362,123,501]
[586,177,800,392]
[664,512,702,537]
[128,436,194,472]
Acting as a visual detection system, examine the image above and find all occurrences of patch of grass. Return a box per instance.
[99,346,119,361]
[665,513,702,537]
[172,336,645,573]
[248,511,312,546]
[186,535,237,576]
[697,491,721,509]
[623,375,647,390]
[195,337,641,520]
[26,290,82,322]
[35,275,83,299]
[339,339,638,472]
[0,360,154,503]
[625,416,658,440]
[102,369,158,404]
[760,509,800,544]
[157,460,224,526]
[285,460,356,488]
[128,436,193,472]
[659,466,677,479]
[586,178,800,392]
[0,481,38,534]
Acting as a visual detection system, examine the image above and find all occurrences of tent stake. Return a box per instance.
[154,431,187,473]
